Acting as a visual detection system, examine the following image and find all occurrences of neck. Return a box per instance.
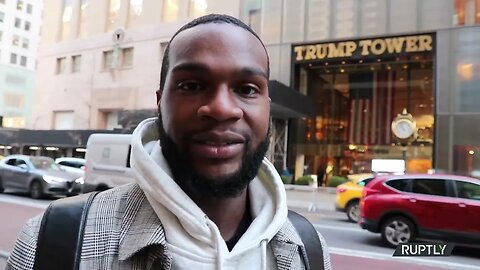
[191,189,249,241]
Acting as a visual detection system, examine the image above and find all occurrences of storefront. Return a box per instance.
[289,33,435,179]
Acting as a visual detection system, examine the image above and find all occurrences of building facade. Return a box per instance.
[239,0,480,179]
[32,0,480,177]
[0,0,42,128]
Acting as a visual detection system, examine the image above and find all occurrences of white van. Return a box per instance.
[84,133,134,192]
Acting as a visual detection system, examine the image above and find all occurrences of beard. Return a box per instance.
[156,117,270,199]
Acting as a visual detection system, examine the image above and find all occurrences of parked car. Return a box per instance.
[335,174,375,222]
[55,157,86,179]
[359,174,480,247]
[0,155,83,199]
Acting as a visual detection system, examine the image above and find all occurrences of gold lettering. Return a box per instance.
[304,45,317,60]
[370,39,386,55]
[344,41,357,56]
[294,46,305,61]
[316,44,328,59]
[385,37,405,53]
[359,40,372,56]
[327,43,345,58]
[418,35,432,51]
[405,36,419,52]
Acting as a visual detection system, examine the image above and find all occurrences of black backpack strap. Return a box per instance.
[34,192,99,270]
[288,210,324,270]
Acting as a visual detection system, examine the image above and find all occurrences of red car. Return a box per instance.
[359,174,480,247]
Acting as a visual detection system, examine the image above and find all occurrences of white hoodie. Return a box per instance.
[130,118,288,270]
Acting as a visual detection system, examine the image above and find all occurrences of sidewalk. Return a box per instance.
[285,184,337,212]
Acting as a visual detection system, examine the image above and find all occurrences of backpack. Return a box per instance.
[33,192,324,270]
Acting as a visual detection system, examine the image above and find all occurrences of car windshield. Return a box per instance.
[30,157,63,171]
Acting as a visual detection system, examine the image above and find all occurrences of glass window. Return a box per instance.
[24,21,31,31]
[20,56,27,66]
[359,0,387,36]
[103,50,115,69]
[4,92,24,107]
[105,111,121,129]
[389,0,417,33]
[62,0,74,40]
[306,0,330,41]
[386,179,409,191]
[53,111,74,129]
[121,47,133,67]
[16,0,23,10]
[78,0,91,38]
[72,55,81,72]
[10,53,17,64]
[455,181,480,200]
[56,57,67,74]
[107,0,121,32]
[127,0,143,28]
[188,0,207,19]
[12,35,20,46]
[333,0,357,38]
[163,0,180,22]
[357,177,375,187]
[26,3,32,14]
[454,0,480,25]
[262,0,281,43]
[411,179,447,196]
[241,0,262,35]
[22,38,29,49]
[14,18,21,28]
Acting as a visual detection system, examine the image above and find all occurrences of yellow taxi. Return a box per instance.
[335,173,374,222]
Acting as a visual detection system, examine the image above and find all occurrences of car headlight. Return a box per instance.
[75,177,84,185]
[43,175,62,183]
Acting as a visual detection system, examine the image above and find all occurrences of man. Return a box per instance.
[7,14,331,269]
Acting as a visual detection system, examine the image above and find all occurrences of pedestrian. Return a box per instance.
[7,14,331,270]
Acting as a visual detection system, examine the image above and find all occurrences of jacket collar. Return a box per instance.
[117,184,305,268]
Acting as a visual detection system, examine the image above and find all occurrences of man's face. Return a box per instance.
[157,23,270,198]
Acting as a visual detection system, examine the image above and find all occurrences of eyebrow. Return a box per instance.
[171,63,268,80]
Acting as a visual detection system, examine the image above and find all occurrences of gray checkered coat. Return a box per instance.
[6,184,331,270]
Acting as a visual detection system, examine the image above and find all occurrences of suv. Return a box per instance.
[359,174,480,247]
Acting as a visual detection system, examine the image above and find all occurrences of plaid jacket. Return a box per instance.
[6,183,331,270]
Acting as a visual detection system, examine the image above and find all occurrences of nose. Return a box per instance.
[197,86,243,121]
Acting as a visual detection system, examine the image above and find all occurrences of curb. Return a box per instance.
[284,184,337,194]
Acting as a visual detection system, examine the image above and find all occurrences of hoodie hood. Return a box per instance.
[130,117,288,269]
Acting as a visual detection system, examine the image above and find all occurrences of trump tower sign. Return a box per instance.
[292,34,434,62]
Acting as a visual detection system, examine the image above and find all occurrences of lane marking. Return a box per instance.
[329,247,480,270]
[314,223,363,233]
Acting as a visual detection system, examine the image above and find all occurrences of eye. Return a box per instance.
[236,84,260,97]
[177,81,205,92]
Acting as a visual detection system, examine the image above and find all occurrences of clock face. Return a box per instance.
[393,120,414,139]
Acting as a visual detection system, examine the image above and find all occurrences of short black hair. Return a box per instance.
[159,14,270,91]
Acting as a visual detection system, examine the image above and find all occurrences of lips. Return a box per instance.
[190,131,246,159]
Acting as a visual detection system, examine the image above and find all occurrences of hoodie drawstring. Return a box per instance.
[261,239,267,270]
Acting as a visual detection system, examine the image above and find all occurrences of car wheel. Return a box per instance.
[381,216,416,247]
[29,181,44,199]
[0,177,4,193]
[346,200,360,222]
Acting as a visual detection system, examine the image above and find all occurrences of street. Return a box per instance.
[1,189,479,270]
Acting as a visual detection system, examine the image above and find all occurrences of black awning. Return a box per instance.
[269,80,314,119]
